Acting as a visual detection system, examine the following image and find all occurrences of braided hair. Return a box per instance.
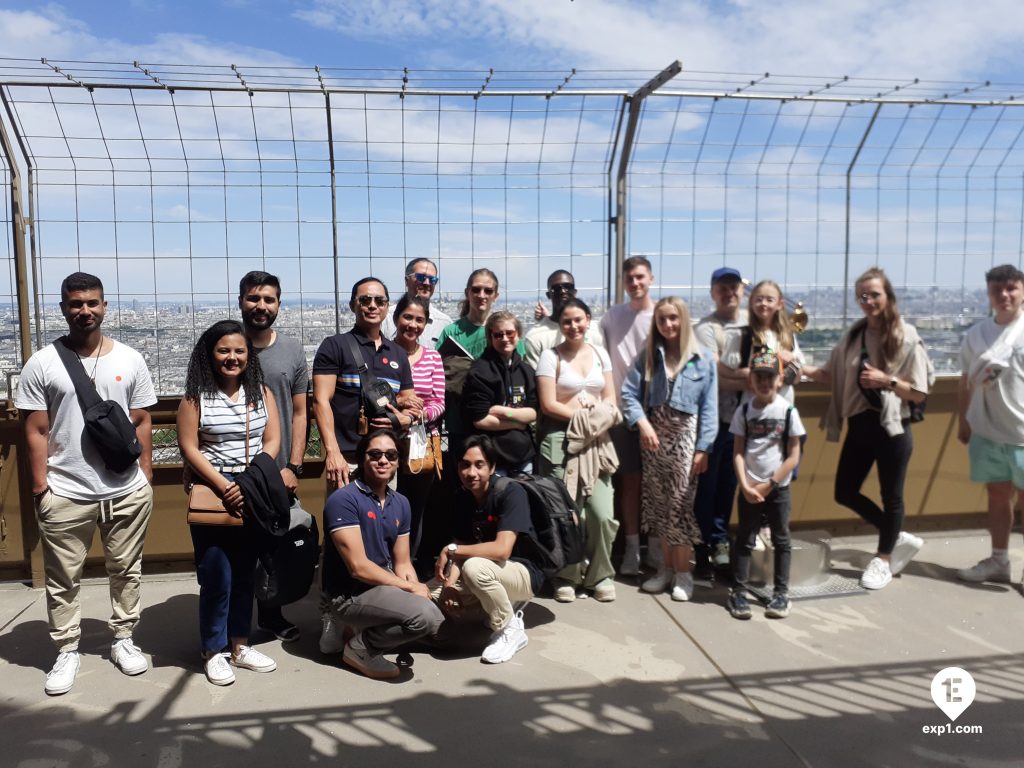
[184,319,264,410]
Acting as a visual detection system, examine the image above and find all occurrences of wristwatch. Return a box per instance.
[286,462,304,477]
[447,543,458,557]
[888,376,899,391]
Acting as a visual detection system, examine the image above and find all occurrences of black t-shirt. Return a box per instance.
[453,480,544,593]
[312,329,413,454]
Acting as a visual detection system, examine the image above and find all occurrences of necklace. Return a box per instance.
[78,338,103,382]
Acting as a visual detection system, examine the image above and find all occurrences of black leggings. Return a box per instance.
[834,411,913,555]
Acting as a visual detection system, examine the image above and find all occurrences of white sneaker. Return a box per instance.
[554,584,577,603]
[110,637,148,676]
[592,579,616,602]
[231,645,277,673]
[619,543,641,577]
[956,556,1011,584]
[342,633,400,680]
[45,651,80,695]
[319,613,345,654]
[641,567,674,594]
[481,610,528,664]
[889,532,924,576]
[204,653,235,686]
[670,571,694,602]
[860,557,892,590]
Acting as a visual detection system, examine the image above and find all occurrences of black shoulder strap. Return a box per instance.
[782,404,793,449]
[342,333,369,376]
[52,337,103,411]
[740,326,754,367]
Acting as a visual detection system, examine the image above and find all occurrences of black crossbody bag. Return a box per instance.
[53,337,143,473]
[342,334,402,432]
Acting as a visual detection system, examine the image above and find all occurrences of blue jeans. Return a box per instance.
[694,422,738,556]
[495,460,533,477]
[190,472,258,653]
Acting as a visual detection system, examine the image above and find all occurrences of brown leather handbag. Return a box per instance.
[185,397,249,526]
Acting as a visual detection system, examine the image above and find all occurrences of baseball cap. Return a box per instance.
[711,266,742,284]
[750,348,782,376]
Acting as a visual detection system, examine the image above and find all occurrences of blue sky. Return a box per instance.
[3,1,1024,316]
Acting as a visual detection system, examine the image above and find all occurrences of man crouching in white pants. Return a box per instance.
[432,434,542,664]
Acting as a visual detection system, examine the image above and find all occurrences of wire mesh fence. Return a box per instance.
[2,61,1024,393]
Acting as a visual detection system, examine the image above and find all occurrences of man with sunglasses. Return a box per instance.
[380,258,453,349]
[324,429,444,679]
[313,277,421,654]
[523,270,604,367]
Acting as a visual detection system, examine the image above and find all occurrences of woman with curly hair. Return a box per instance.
[807,267,931,590]
[177,319,281,685]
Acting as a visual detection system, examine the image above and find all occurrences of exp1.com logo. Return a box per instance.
[923,667,983,736]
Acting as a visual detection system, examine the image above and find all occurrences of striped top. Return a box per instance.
[410,346,446,435]
[198,385,267,466]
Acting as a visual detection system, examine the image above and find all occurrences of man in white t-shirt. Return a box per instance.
[16,272,157,696]
[380,257,453,349]
[957,264,1024,584]
[601,255,658,576]
[693,266,750,577]
[523,269,604,367]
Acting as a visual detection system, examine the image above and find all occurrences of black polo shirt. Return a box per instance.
[453,480,544,594]
[312,328,413,454]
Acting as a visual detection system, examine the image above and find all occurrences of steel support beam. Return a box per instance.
[843,103,883,325]
[0,88,32,365]
[611,61,682,302]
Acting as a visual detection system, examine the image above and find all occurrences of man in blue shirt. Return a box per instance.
[324,429,443,679]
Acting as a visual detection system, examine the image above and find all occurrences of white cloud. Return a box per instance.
[292,0,1024,81]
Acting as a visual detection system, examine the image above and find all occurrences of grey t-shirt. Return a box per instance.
[254,333,309,468]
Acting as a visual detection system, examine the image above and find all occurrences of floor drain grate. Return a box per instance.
[749,573,866,602]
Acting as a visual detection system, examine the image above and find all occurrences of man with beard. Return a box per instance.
[238,270,312,642]
[380,258,453,349]
[16,272,157,695]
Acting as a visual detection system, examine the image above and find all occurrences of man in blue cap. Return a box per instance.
[694,267,748,578]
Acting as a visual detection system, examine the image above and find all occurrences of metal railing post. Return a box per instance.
[0,87,32,365]
[610,61,682,303]
[843,103,882,325]
[325,92,340,334]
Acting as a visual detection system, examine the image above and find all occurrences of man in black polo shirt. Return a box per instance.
[313,276,419,653]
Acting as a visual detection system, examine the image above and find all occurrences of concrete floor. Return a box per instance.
[1,529,1022,768]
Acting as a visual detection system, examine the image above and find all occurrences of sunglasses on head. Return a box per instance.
[547,283,576,296]
[412,272,439,286]
[491,329,516,340]
[470,285,496,296]
[366,449,400,462]
[356,295,388,308]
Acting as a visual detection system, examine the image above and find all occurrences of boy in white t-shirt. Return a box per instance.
[728,349,805,620]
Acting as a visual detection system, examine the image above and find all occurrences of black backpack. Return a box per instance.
[53,337,143,473]
[255,516,320,607]
[493,474,584,579]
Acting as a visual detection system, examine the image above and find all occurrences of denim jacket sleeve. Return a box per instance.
[695,351,719,452]
[620,355,647,429]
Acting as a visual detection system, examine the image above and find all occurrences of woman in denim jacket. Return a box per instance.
[621,297,718,601]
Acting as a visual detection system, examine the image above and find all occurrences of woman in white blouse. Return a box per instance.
[536,299,621,603]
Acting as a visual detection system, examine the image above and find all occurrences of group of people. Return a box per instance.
[17,257,1024,694]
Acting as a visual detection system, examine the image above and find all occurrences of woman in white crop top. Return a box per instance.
[536,299,620,603]
[177,319,281,686]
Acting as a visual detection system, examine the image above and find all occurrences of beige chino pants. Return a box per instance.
[35,484,154,652]
[430,556,533,631]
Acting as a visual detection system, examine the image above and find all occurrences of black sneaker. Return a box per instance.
[258,618,301,643]
[727,591,752,620]
[765,594,790,619]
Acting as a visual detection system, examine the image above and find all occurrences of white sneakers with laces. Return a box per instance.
[860,557,893,590]
[110,637,149,676]
[481,611,529,664]
[45,650,81,695]
[231,645,277,673]
[670,572,694,602]
[204,653,235,686]
[889,532,924,576]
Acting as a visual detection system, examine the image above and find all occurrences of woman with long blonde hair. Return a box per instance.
[808,267,931,590]
[621,297,718,601]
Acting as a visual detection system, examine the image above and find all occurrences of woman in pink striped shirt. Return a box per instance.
[392,295,446,572]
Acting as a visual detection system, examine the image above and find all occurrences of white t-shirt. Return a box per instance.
[523,316,605,368]
[729,396,806,487]
[960,315,1024,446]
[600,302,654,403]
[536,345,612,401]
[15,340,157,501]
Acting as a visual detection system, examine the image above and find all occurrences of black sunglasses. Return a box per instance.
[356,295,388,308]
[366,449,400,462]
[547,283,576,296]
[470,285,496,296]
